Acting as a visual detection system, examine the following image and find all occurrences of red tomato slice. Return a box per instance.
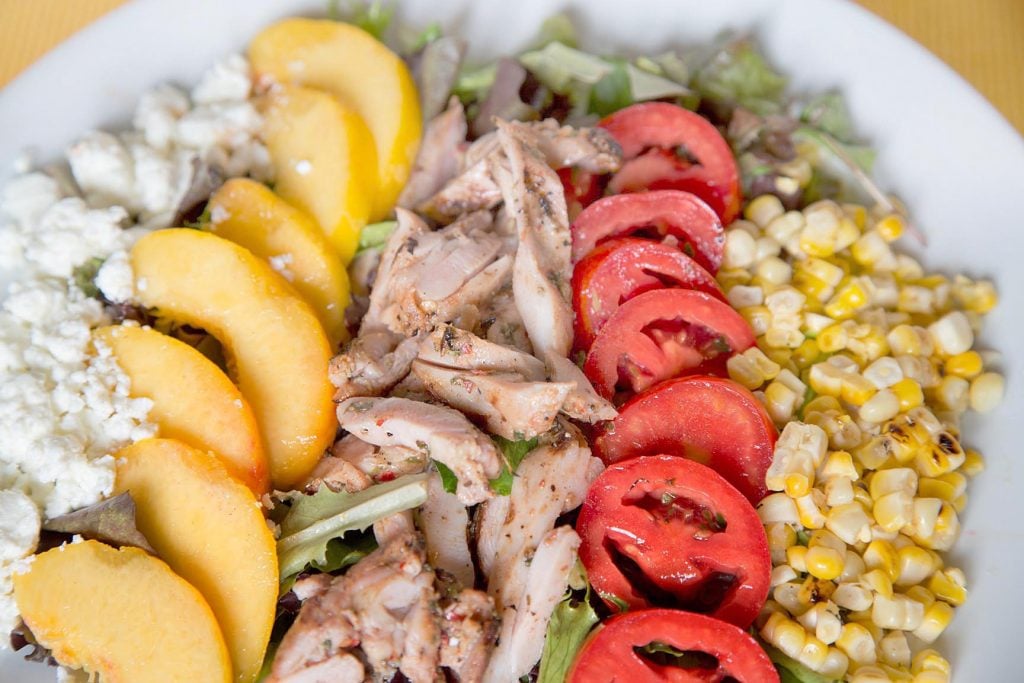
[558,166,604,220]
[577,456,771,628]
[570,190,725,274]
[593,376,777,503]
[583,289,754,399]
[599,102,742,224]
[572,238,725,350]
[568,609,779,683]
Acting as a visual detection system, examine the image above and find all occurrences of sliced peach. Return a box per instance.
[114,439,278,683]
[95,324,269,494]
[250,18,421,220]
[208,178,350,347]
[130,229,336,489]
[13,540,231,683]
[259,84,376,263]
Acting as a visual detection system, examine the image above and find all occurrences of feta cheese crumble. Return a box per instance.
[0,53,272,644]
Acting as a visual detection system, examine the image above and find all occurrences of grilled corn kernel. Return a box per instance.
[912,600,954,643]
[927,568,967,606]
[961,448,985,476]
[969,372,1005,413]
[836,622,877,664]
[876,214,905,241]
[891,378,924,411]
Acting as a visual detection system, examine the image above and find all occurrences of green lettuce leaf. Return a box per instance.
[357,220,397,252]
[329,0,394,40]
[276,473,429,582]
[433,460,459,494]
[278,532,376,594]
[537,565,600,683]
[519,42,612,94]
[800,91,855,143]
[488,434,540,495]
[530,14,579,50]
[693,40,787,115]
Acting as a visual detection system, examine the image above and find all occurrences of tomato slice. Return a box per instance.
[583,289,754,399]
[570,190,725,274]
[593,376,777,503]
[577,456,771,628]
[568,609,779,683]
[572,238,725,350]
[559,166,604,220]
[599,102,742,224]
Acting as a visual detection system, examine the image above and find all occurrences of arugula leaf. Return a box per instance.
[357,220,397,252]
[488,434,539,495]
[44,492,155,554]
[276,473,428,582]
[71,257,104,299]
[693,39,787,115]
[536,570,600,683]
[433,460,459,494]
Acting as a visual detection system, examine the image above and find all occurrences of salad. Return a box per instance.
[0,4,1003,683]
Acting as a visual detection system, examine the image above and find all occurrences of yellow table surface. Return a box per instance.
[0,0,1022,134]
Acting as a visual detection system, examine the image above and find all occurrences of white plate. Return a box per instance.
[1,0,1021,679]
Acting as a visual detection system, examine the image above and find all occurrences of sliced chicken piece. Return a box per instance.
[478,284,533,353]
[363,208,431,332]
[514,119,622,173]
[544,352,618,423]
[413,360,571,440]
[481,526,581,683]
[418,325,545,380]
[337,397,501,505]
[330,434,428,483]
[389,371,436,403]
[304,454,372,494]
[493,120,574,359]
[475,433,601,600]
[267,653,365,683]
[373,510,416,546]
[291,573,333,601]
[416,471,475,588]
[417,159,503,222]
[271,531,441,683]
[328,329,419,402]
[441,589,499,683]
[398,98,468,210]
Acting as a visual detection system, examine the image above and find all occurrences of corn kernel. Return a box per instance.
[961,448,985,476]
[757,255,793,286]
[888,324,931,356]
[722,229,758,269]
[943,350,982,378]
[928,311,973,356]
[740,305,772,336]
[969,372,1005,412]
[771,564,799,587]
[861,568,893,599]
[863,540,899,580]
[912,600,954,643]
[826,280,869,319]
[931,375,969,413]
[872,593,924,630]
[787,545,809,573]
[745,194,785,228]
[873,491,913,532]
[896,545,936,587]
[904,585,936,609]
[799,635,830,671]
[842,375,877,406]
[912,650,951,676]
[876,214,905,241]
[952,277,998,313]
[860,388,900,423]
[836,622,876,664]
[766,522,797,565]
[928,568,967,606]
[806,546,844,580]
[879,630,911,668]
[833,582,873,611]
[826,502,873,545]
[891,378,924,411]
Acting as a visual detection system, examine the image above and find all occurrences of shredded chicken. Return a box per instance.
[269,531,440,683]
[337,396,502,505]
[416,471,475,588]
[398,98,468,210]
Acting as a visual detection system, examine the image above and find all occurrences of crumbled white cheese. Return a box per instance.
[191,53,252,104]
[67,131,139,211]
[94,250,135,303]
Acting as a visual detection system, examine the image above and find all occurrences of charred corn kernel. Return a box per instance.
[928,568,967,606]
[836,622,877,664]
[825,279,869,319]
[872,594,924,630]
[758,493,801,525]
[904,585,936,609]
[912,600,954,643]
[969,372,1005,412]
[912,650,951,676]
[873,491,913,532]
[821,647,850,679]
[799,635,830,671]
[863,540,899,579]
[787,545,809,573]
[799,576,837,605]
[841,375,877,406]
[834,582,874,611]
[740,305,772,335]
[961,448,985,476]
[879,630,912,668]
[861,568,893,599]
[722,229,758,269]
[928,311,973,356]
[745,193,785,228]
[891,378,924,411]
[868,468,918,500]
[771,564,799,587]
[806,546,844,580]
[826,502,873,544]
[888,324,932,356]
[943,350,982,378]
[896,545,937,587]
[876,213,905,241]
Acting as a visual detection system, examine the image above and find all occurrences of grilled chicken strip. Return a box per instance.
[482,526,582,683]
[270,531,440,683]
[413,360,572,440]
[441,589,499,683]
[418,325,546,379]
[328,433,428,483]
[397,98,468,210]
[415,471,475,588]
[337,396,502,505]
[545,352,618,422]
[328,329,419,403]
